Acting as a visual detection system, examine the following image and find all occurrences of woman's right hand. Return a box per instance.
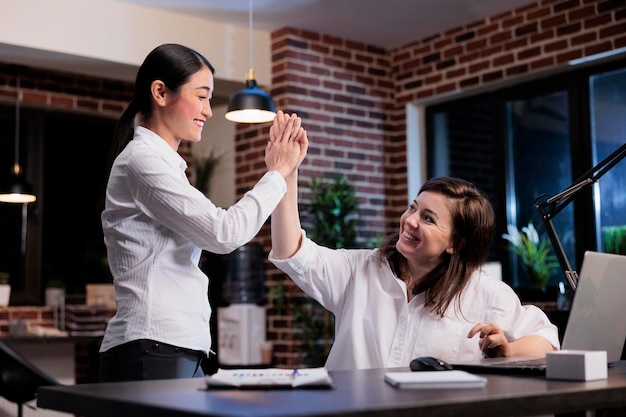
[265,110,308,178]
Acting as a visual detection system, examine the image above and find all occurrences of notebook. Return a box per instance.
[384,370,487,389]
[205,367,333,389]
[452,251,626,375]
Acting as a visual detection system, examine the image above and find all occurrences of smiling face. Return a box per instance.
[396,190,455,269]
[156,65,214,146]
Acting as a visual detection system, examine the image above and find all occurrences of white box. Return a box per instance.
[546,350,607,381]
[86,284,116,309]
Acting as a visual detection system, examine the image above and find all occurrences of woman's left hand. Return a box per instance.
[467,322,511,357]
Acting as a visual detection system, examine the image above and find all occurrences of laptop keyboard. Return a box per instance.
[452,357,548,375]
[492,358,547,367]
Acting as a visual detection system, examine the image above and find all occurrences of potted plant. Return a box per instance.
[0,271,10,307]
[307,175,358,249]
[297,175,359,366]
[45,278,66,307]
[602,225,626,255]
[502,221,560,291]
[193,151,221,197]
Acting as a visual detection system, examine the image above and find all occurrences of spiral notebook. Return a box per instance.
[452,251,626,375]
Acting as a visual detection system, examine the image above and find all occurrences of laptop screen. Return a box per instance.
[561,251,626,363]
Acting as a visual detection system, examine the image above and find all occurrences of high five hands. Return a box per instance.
[266,110,309,178]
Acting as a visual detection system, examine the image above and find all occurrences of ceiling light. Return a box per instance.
[225,0,276,124]
[0,74,36,204]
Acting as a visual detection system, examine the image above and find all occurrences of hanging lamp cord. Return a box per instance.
[14,75,21,175]
[249,0,253,71]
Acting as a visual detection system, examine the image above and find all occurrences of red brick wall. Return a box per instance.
[0,65,131,115]
[392,0,626,103]
[233,28,394,366]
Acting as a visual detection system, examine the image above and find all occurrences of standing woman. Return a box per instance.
[99,43,307,382]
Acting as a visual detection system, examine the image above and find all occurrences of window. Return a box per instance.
[0,107,115,304]
[589,67,626,256]
[505,90,574,288]
[425,58,626,296]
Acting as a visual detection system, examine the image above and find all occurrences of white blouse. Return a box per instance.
[270,231,560,371]
[101,126,287,355]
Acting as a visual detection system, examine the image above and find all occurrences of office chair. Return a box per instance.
[0,340,61,417]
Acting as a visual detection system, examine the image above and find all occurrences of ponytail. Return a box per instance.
[97,101,136,213]
[105,102,136,178]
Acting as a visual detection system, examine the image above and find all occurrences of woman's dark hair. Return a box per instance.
[104,43,215,179]
[379,176,495,316]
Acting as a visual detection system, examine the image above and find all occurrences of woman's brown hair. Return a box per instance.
[378,176,495,316]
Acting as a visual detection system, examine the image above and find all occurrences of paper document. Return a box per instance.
[206,367,333,389]
[384,370,488,389]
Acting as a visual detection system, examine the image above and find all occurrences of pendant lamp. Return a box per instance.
[0,74,36,204]
[225,0,276,124]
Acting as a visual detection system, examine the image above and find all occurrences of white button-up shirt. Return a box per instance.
[101,126,286,354]
[270,231,560,370]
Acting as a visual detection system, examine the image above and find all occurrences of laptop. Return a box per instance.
[452,251,626,375]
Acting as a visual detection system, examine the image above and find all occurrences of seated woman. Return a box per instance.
[268,161,559,370]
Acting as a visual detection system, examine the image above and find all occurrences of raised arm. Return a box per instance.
[270,112,308,259]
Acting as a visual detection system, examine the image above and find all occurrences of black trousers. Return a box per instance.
[98,339,206,382]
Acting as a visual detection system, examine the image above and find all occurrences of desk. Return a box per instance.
[38,363,626,417]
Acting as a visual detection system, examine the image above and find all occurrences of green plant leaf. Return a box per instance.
[503,220,559,289]
[193,151,221,196]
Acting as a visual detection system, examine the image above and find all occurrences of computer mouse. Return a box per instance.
[410,356,453,371]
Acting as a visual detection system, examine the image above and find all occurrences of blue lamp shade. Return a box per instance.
[225,77,276,124]
[0,163,36,204]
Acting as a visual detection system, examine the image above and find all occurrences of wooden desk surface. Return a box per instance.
[38,363,626,417]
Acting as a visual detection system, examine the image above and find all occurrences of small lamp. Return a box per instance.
[225,0,276,124]
[0,75,36,204]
